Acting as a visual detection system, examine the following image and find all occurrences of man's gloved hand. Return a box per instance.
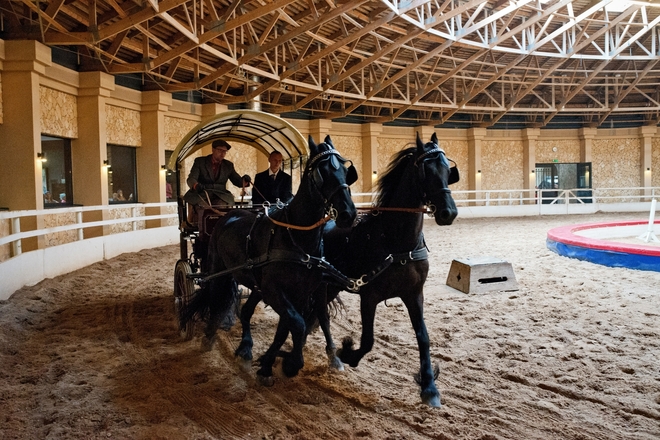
[242,175,252,185]
[196,183,206,192]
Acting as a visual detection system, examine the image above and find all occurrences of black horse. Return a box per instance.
[323,132,458,407]
[180,135,357,384]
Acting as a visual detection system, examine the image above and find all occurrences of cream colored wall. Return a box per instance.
[481,139,524,191]
[43,212,78,245]
[652,138,660,188]
[3,38,660,224]
[39,86,77,138]
[0,71,3,125]
[226,142,258,199]
[0,219,9,261]
[328,135,364,192]
[441,137,469,197]
[106,104,141,146]
[593,137,641,202]
[536,139,581,163]
[108,206,146,232]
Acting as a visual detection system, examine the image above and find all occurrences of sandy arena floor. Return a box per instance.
[1,212,659,439]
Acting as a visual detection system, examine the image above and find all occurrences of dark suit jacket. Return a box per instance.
[183,155,243,205]
[252,169,293,205]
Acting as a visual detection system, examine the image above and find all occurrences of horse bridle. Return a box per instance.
[305,148,356,217]
[413,143,459,217]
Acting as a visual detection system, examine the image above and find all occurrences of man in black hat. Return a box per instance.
[183,139,251,225]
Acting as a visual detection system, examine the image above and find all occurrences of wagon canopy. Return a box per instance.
[166,110,308,170]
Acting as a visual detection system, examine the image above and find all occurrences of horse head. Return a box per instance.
[306,135,358,228]
[415,132,459,225]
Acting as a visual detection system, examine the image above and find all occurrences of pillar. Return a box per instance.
[0,41,51,252]
[361,123,382,192]
[0,40,51,211]
[578,127,597,163]
[467,128,486,202]
[522,128,540,203]
[640,125,656,198]
[141,91,172,227]
[75,71,115,237]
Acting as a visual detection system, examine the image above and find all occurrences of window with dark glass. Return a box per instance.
[41,136,73,207]
[108,145,137,203]
[535,162,592,204]
[165,150,178,202]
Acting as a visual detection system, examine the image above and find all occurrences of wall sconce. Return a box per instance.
[647,167,651,171]
[103,159,109,166]
[477,170,481,174]
[531,169,535,174]
[37,152,47,163]
[373,170,377,175]
[161,165,168,171]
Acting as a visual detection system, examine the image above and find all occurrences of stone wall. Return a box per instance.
[536,138,580,163]
[593,137,641,202]
[106,105,141,147]
[42,212,78,246]
[39,86,78,138]
[0,219,9,262]
[442,138,469,199]
[330,135,364,193]
[653,138,660,188]
[108,206,146,233]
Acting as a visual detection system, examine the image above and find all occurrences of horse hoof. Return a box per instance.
[201,335,215,352]
[422,394,442,408]
[235,346,253,361]
[257,374,275,387]
[329,357,344,372]
[237,358,251,373]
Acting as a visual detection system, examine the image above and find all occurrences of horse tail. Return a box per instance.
[179,283,212,330]
[326,293,345,320]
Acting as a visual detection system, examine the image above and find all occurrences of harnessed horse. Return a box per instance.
[180,135,357,384]
[323,132,459,407]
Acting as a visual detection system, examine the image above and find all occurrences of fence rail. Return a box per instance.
[2,187,660,262]
[354,186,660,207]
[0,203,178,260]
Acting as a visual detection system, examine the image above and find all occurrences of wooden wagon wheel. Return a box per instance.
[174,259,195,341]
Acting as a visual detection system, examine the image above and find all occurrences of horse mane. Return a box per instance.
[375,146,416,207]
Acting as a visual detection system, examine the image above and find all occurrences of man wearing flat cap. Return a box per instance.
[183,139,251,224]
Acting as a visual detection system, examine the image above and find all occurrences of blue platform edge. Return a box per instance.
[547,239,660,272]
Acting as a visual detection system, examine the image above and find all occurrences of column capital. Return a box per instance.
[639,125,658,138]
[310,118,332,135]
[3,40,52,75]
[142,90,172,112]
[467,127,488,141]
[414,125,436,141]
[361,122,383,138]
[578,127,598,140]
[201,103,228,118]
[522,128,541,141]
[79,71,115,97]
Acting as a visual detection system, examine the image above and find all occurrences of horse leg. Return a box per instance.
[317,288,343,371]
[338,293,378,368]
[256,318,290,386]
[402,293,441,408]
[201,275,236,351]
[279,303,306,378]
[235,289,262,361]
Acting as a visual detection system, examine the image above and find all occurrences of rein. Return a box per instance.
[358,206,431,214]
[264,209,333,231]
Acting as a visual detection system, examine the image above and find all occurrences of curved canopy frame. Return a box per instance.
[166,110,308,171]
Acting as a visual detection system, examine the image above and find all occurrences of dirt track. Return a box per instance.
[1,213,659,439]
